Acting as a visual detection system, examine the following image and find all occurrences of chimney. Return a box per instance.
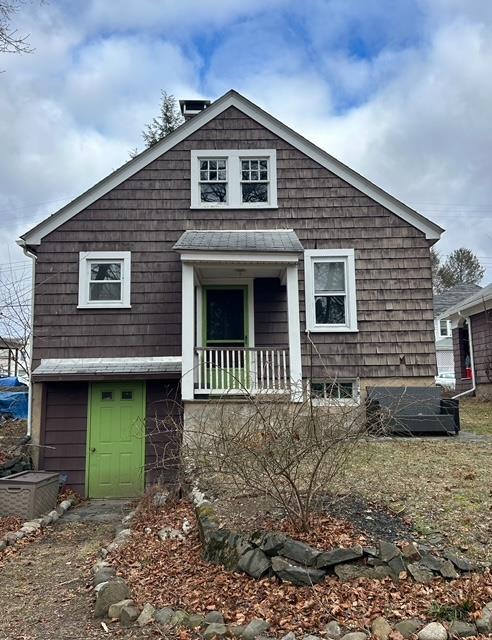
[179,99,211,121]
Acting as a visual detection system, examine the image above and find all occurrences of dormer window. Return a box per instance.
[191,149,277,208]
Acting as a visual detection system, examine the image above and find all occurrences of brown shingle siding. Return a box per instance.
[32,105,436,380]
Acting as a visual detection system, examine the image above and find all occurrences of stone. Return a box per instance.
[448,620,476,637]
[281,633,296,640]
[334,563,391,582]
[407,562,435,584]
[122,510,136,525]
[303,635,321,640]
[154,607,175,625]
[93,581,108,593]
[4,531,21,545]
[388,555,407,580]
[59,499,72,511]
[93,566,116,587]
[237,548,271,579]
[363,546,378,557]
[158,527,185,541]
[48,509,59,521]
[279,539,320,566]
[204,611,225,624]
[420,554,446,573]
[444,552,474,572]
[203,623,228,638]
[229,625,247,637]
[153,491,169,507]
[185,613,205,628]
[476,613,491,635]
[371,616,392,640]
[417,622,448,640]
[0,540,7,551]
[438,559,459,579]
[258,531,287,556]
[170,610,189,627]
[137,603,155,626]
[315,545,364,569]
[271,556,325,586]
[394,619,423,638]
[324,620,342,639]
[120,605,140,627]
[242,618,270,639]
[94,577,130,617]
[401,542,422,562]
[108,599,134,619]
[340,633,367,640]
[378,540,400,562]
[41,514,52,526]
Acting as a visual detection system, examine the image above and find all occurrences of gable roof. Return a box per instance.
[174,229,303,253]
[433,284,482,316]
[18,90,444,247]
[442,282,492,319]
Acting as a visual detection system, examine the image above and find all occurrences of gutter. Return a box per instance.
[452,314,476,400]
[16,239,37,437]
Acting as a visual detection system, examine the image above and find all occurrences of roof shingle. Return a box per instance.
[173,230,303,253]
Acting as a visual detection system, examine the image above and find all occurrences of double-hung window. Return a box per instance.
[304,249,357,332]
[191,150,277,208]
[78,251,131,309]
[199,158,228,203]
[439,319,451,337]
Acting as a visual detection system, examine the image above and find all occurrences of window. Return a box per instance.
[191,150,277,208]
[304,249,357,332]
[101,391,113,401]
[311,380,358,403]
[241,158,269,203]
[121,391,133,400]
[199,158,227,203]
[439,319,451,337]
[78,251,131,309]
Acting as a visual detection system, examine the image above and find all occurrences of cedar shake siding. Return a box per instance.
[32,106,436,382]
[40,380,182,495]
[40,382,88,494]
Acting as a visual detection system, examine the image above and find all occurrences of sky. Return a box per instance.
[1,0,492,283]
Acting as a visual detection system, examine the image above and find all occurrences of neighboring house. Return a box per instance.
[433,284,482,375]
[17,90,444,498]
[441,283,492,397]
[0,338,27,378]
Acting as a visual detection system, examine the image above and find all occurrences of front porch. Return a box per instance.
[175,230,304,401]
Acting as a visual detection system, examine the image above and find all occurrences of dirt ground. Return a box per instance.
[0,508,161,640]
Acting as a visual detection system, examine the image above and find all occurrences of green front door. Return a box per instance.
[203,286,249,390]
[87,381,145,498]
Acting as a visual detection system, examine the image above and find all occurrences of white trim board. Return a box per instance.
[18,90,444,246]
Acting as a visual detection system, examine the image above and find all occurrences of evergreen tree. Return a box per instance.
[129,91,184,158]
[433,247,485,293]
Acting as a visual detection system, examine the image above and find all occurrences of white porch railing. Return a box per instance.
[195,347,289,394]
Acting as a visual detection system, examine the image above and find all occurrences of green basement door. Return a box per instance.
[87,381,145,498]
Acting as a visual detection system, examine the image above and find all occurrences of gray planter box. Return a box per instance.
[0,471,60,519]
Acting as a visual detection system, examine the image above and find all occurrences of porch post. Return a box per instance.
[181,262,195,401]
[286,264,303,401]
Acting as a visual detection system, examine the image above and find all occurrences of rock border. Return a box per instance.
[0,497,75,551]
[91,491,492,639]
[191,488,481,587]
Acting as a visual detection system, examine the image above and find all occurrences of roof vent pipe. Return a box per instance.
[179,99,211,121]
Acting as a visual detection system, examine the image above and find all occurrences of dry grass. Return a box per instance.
[336,434,492,562]
[460,397,492,435]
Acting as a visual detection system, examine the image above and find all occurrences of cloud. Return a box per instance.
[1,0,491,281]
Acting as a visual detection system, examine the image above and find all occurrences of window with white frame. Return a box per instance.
[311,379,358,403]
[304,249,357,332]
[191,150,277,208]
[78,251,131,309]
[439,318,451,337]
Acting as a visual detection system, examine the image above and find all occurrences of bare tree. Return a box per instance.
[0,1,33,55]
[0,261,31,378]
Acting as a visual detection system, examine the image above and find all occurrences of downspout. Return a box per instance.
[452,314,476,399]
[16,239,37,436]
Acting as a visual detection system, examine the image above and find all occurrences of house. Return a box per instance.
[433,284,481,376]
[17,90,444,498]
[0,337,28,379]
[440,283,492,397]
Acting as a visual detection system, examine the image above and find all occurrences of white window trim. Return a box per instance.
[304,249,358,333]
[438,318,451,338]
[78,251,131,309]
[309,378,360,406]
[190,149,277,209]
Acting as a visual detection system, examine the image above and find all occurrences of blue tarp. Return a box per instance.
[0,376,25,388]
[0,391,28,419]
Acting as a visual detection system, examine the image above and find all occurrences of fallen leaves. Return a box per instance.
[111,499,492,635]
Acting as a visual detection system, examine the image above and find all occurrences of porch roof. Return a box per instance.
[173,229,304,253]
[32,356,182,381]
